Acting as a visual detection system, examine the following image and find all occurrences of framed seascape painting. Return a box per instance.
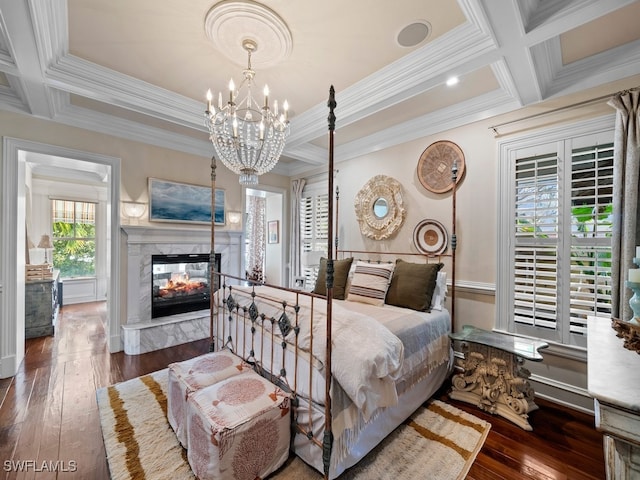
[148,178,225,225]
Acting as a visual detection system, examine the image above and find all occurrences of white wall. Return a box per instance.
[264,192,283,285]
[335,118,497,327]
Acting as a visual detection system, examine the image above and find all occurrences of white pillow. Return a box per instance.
[344,261,358,295]
[430,271,448,311]
[346,261,395,306]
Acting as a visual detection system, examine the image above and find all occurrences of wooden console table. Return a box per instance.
[449,325,548,431]
[588,316,640,480]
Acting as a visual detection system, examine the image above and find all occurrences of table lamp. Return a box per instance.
[38,234,54,264]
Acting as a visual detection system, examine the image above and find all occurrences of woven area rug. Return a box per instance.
[97,369,490,480]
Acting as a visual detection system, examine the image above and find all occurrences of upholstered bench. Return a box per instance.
[186,370,291,480]
[167,349,251,448]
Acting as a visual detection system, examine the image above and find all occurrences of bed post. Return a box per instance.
[451,161,458,332]
[335,185,339,257]
[209,155,217,352]
[323,85,336,479]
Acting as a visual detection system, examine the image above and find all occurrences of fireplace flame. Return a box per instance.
[158,273,207,297]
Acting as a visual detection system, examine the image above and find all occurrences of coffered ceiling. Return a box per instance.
[1,0,640,178]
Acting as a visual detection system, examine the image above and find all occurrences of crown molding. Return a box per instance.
[0,80,27,112]
[336,88,520,162]
[48,55,204,128]
[52,95,212,157]
[0,11,16,72]
[288,21,497,148]
[522,0,637,43]
[533,36,640,99]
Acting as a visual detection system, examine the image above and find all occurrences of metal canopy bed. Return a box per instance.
[207,87,458,479]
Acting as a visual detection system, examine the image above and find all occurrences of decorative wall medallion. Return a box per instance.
[417,140,465,193]
[354,175,406,240]
[413,219,448,255]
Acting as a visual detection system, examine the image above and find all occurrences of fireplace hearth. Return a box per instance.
[151,253,221,318]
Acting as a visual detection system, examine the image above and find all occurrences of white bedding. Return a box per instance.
[213,284,452,477]
[216,285,407,416]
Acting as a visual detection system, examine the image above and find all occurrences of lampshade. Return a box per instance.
[204,38,290,185]
[38,234,53,249]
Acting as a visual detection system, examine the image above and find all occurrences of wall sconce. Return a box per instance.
[122,201,147,224]
[227,211,243,227]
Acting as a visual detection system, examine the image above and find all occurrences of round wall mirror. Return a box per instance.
[373,197,389,219]
[354,175,406,240]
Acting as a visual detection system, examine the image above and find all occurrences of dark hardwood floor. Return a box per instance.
[0,302,605,479]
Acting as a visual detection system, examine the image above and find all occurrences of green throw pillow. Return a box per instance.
[385,260,443,311]
[312,257,353,300]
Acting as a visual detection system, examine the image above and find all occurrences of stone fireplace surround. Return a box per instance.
[121,225,242,354]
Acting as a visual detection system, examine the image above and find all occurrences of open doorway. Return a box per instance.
[1,138,121,378]
[244,186,287,287]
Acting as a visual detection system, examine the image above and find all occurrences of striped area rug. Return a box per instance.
[97,369,490,480]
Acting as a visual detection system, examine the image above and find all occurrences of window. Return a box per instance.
[52,199,97,278]
[300,183,329,286]
[498,118,614,348]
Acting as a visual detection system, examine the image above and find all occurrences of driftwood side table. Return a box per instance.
[449,325,548,431]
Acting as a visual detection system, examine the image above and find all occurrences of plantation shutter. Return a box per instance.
[300,187,329,285]
[568,141,614,335]
[506,130,614,347]
[301,195,314,253]
[513,151,560,331]
[315,194,329,246]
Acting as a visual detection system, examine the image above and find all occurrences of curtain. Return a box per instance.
[246,195,266,283]
[608,87,640,321]
[289,178,306,286]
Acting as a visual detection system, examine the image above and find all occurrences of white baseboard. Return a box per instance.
[0,354,17,379]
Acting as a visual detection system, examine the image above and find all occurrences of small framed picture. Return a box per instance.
[268,220,279,244]
[293,276,306,290]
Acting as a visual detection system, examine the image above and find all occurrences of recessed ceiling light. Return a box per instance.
[397,21,431,48]
[446,77,459,86]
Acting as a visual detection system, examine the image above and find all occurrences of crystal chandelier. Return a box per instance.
[205,39,290,185]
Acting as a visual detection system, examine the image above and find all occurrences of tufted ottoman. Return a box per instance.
[167,350,251,448]
[186,370,291,480]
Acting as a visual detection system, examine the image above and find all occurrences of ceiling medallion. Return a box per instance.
[204,1,293,68]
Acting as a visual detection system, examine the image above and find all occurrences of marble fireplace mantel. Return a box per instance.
[121,225,242,354]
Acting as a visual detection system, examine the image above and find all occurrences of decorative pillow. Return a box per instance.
[344,261,358,295]
[346,261,395,306]
[385,260,443,311]
[430,271,448,311]
[312,257,353,300]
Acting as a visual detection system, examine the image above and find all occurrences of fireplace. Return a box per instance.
[151,253,221,318]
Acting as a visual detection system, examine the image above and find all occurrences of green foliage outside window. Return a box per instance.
[52,200,96,278]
